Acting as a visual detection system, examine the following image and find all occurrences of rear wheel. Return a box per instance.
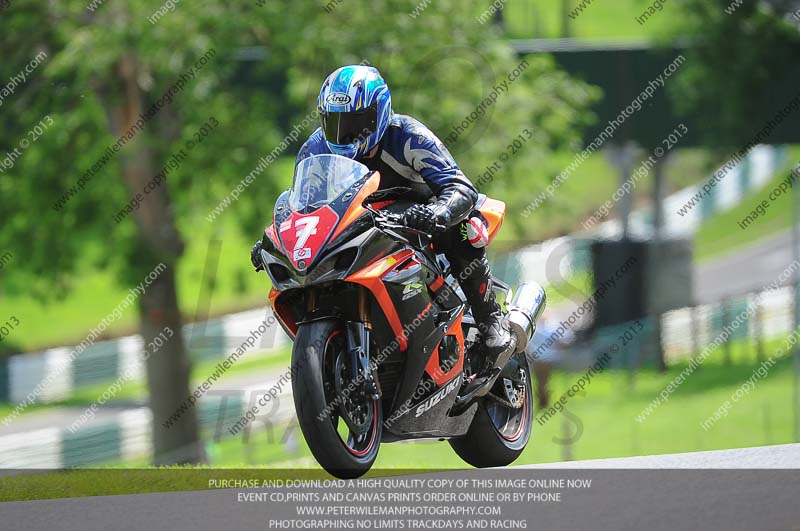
[449,352,533,468]
[292,318,381,479]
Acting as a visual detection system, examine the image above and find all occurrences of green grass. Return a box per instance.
[0,220,266,352]
[694,151,800,262]
[504,0,677,40]
[0,221,262,352]
[0,400,54,421]
[500,146,722,242]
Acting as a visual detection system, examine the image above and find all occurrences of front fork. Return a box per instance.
[347,286,380,399]
[344,321,379,400]
[307,285,379,434]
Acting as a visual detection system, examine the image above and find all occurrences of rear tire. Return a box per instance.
[292,318,381,479]
[449,352,533,468]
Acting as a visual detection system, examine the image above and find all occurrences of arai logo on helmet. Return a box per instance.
[325,92,352,106]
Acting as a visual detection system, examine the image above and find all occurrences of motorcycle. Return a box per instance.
[259,154,546,478]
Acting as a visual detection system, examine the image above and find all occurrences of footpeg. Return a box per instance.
[451,368,501,415]
[473,341,515,398]
[458,368,500,401]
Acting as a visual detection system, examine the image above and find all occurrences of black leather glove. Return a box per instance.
[403,203,449,234]
[402,184,477,235]
[250,240,264,272]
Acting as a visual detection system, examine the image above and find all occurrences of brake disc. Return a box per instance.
[334,353,372,435]
[495,370,526,409]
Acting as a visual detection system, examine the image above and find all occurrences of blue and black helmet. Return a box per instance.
[317,65,392,159]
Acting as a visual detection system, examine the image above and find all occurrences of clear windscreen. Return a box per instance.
[288,154,370,211]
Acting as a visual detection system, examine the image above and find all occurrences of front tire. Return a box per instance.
[292,318,381,479]
[449,352,533,468]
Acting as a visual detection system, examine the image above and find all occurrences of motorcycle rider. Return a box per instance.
[251,64,512,376]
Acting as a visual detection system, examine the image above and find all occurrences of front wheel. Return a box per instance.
[449,352,533,468]
[292,318,381,479]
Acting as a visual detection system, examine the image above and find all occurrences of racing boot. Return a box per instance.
[452,253,514,405]
[454,253,513,373]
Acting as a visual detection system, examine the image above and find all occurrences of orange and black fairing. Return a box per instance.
[262,169,391,339]
[271,171,381,273]
[475,194,506,243]
[342,242,472,436]
[331,171,381,241]
[261,170,382,282]
[264,223,279,249]
[268,286,297,338]
[425,313,465,386]
[345,249,415,352]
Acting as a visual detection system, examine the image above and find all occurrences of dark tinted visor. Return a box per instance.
[322,103,378,145]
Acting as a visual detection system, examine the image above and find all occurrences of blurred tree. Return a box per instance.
[0,0,596,464]
[0,0,286,465]
[665,0,800,147]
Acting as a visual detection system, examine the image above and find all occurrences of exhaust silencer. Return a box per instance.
[471,281,548,399]
[506,282,547,354]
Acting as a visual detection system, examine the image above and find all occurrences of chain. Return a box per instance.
[485,391,523,409]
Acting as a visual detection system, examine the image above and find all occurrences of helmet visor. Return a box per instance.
[322,103,378,146]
